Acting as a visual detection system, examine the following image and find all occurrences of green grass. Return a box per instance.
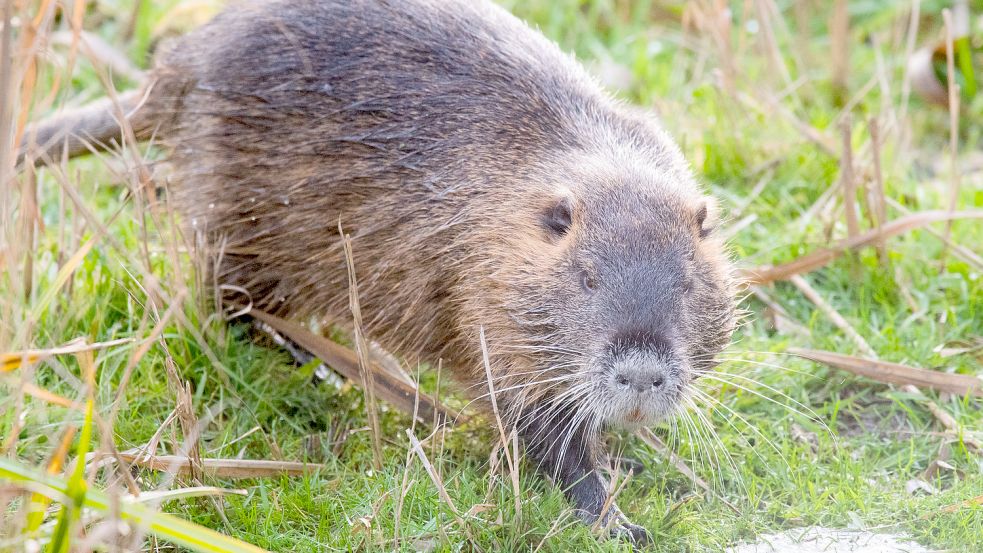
[2,1,982,551]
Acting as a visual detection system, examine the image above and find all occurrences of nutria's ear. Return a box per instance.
[542,194,574,237]
[695,198,718,238]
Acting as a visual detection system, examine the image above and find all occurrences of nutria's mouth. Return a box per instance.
[626,408,644,424]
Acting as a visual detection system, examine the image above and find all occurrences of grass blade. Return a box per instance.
[0,457,270,553]
[46,398,92,553]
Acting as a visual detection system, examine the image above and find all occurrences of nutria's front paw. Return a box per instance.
[592,506,651,547]
[608,515,652,546]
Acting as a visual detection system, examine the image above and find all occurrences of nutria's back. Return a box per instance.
[141,0,736,540]
[149,0,717,375]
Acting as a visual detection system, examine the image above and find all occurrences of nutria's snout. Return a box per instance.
[598,328,689,427]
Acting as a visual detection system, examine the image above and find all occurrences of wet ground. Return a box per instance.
[728,527,937,553]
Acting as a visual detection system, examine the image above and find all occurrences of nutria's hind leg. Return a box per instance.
[517,403,652,546]
[248,316,334,384]
[214,254,336,382]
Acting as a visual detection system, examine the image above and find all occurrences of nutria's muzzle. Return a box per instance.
[601,327,687,427]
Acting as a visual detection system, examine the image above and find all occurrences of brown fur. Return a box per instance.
[24,0,737,541]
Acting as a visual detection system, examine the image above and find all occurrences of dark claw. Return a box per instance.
[612,520,652,546]
[609,455,645,476]
[594,507,651,547]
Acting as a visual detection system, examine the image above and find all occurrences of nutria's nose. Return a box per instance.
[614,368,667,394]
[608,326,677,394]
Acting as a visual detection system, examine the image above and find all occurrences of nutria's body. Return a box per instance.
[26,0,737,542]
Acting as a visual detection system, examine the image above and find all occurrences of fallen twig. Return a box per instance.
[247,308,461,424]
[117,454,324,479]
[742,210,983,284]
[789,275,876,358]
[789,348,982,397]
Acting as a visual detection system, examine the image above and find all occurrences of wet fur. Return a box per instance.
[28,0,738,542]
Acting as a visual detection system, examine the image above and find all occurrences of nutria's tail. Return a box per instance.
[17,87,156,166]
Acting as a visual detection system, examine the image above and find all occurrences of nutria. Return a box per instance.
[22,0,738,543]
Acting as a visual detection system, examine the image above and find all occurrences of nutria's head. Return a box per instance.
[495,150,736,430]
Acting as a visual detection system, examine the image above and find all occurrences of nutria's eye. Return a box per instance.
[581,271,598,292]
[542,195,574,237]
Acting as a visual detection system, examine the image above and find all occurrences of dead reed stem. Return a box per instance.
[897,0,921,138]
[830,0,849,104]
[406,429,467,530]
[793,348,983,397]
[886,199,982,271]
[592,467,633,535]
[638,428,740,513]
[938,9,962,272]
[478,326,521,521]
[754,0,796,98]
[839,119,859,239]
[0,0,19,349]
[20,168,35,301]
[116,455,325,478]
[789,274,875,358]
[341,224,383,470]
[736,90,836,156]
[866,117,887,261]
